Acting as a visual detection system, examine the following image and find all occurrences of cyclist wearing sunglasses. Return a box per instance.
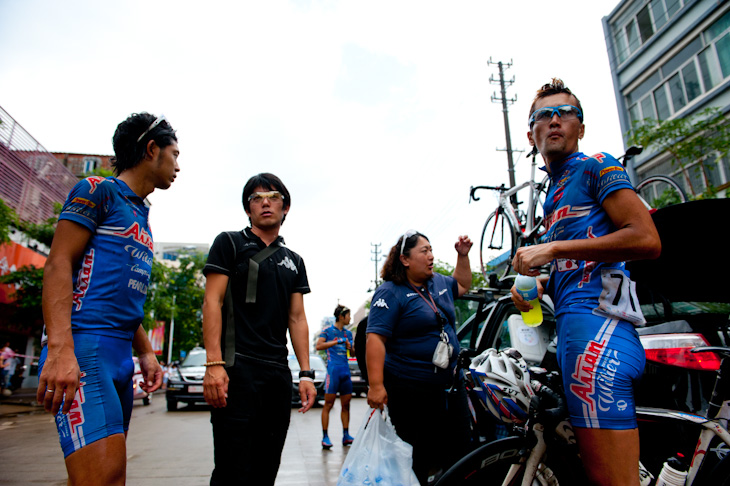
[37,112,178,485]
[202,173,315,486]
[511,78,661,486]
[367,232,474,485]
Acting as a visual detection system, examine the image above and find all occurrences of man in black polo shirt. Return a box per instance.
[202,173,316,486]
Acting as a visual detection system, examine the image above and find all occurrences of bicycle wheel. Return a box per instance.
[480,209,516,281]
[529,174,550,244]
[635,175,688,209]
[434,436,587,486]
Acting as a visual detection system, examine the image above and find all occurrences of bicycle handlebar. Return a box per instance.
[469,184,507,203]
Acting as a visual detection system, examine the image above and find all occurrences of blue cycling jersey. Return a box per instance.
[543,152,642,323]
[58,176,153,340]
[368,273,460,384]
[319,326,353,368]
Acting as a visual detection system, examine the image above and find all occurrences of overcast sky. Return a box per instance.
[0,0,627,343]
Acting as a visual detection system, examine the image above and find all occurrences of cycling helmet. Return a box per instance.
[469,348,535,424]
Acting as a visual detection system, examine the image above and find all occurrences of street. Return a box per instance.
[0,394,372,486]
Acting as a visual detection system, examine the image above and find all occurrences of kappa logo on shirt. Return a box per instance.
[406,292,418,297]
[439,289,448,296]
[278,256,298,274]
[373,298,389,309]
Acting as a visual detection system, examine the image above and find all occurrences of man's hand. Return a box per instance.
[512,243,555,276]
[137,352,163,393]
[367,384,388,411]
[204,365,229,408]
[298,380,317,413]
[37,347,80,415]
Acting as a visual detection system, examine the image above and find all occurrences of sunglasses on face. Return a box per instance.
[247,191,285,204]
[528,105,583,128]
[400,229,418,256]
[137,114,167,143]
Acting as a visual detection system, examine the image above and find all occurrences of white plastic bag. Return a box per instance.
[337,406,420,486]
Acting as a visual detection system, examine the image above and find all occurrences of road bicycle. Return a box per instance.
[435,346,730,486]
[620,146,688,211]
[470,147,688,284]
[469,148,548,284]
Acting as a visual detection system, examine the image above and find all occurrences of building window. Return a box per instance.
[637,5,655,42]
[612,0,685,65]
[83,157,100,173]
[653,86,671,120]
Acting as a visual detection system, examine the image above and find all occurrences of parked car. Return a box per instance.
[166,347,207,411]
[288,354,326,406]
[132,357,152,406]
[348,358,368,397]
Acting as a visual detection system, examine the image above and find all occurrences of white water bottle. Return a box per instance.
[515,275,543,327]
[655,457,688,486]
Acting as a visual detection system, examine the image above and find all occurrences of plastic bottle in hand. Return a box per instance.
[515,275,543,327]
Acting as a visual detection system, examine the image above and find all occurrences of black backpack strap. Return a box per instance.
[245,241,283,304]
[222,231,243,368]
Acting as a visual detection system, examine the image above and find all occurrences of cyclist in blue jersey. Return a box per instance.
[511,79,661,486]
[37,113,179,486]
[316,304,355,449]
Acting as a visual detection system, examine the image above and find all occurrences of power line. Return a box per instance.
[369,242,382,291]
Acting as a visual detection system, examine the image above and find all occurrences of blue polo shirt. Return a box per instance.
[57,176,153,341]
[367,273,459,384]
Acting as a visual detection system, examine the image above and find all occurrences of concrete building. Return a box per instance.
[53,152,115,178]
[603,0,730,197]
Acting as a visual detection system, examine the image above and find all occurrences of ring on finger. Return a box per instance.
[46,389,54,393]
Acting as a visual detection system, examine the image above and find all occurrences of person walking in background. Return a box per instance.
[37,112,176,485]
[202,173,316,486]
[511,78,661,486]
[367,231,474,485]
[316,304,355,449]
[1,342,14,389]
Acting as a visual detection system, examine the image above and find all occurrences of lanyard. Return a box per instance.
[408,283,444,327]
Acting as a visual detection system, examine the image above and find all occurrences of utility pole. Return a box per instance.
[370,243,382,291]
[488,58,518,204]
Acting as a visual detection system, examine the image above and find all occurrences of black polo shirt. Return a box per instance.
[204,228,310,365]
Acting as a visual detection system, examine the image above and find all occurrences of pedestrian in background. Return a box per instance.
[367,231,474,485]
[316,304,355,449]
[202,173,316,486]
[37,112,177,485]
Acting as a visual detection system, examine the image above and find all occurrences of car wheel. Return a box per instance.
[166,399,177,411]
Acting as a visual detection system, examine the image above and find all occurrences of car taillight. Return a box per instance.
[640,333,721,371]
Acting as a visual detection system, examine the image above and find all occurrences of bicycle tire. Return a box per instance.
[707,453,730,486]
[434,436,587,486]
[529,174,550,244]
[635,175,688,209]
[479,209,516,281]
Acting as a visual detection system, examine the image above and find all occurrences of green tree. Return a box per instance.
[433,259,486,326]
[0,265,45,334]
[143,252,206,361]
[629,107,730,201]
[0,198,19,244]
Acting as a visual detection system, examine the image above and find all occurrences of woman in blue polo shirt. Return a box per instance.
[366,231,473,485]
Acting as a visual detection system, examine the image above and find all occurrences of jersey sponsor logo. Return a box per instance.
[71,197,96,208]
[111,222,153,251]
[128,278,148,295]
[569,338,607,413]
[547,205,591,227]
[578,226,597,289]
[72,249,95,311]
[85,176,105,194]
[597,349,621,412]
[130,263,150,279]
[57,372,87,451]
[590,153,607,163]
[373,298,389,309]
[556,258,580,272]
[124,245,153,266]
[278,256,298,274]
[599,166,624,177]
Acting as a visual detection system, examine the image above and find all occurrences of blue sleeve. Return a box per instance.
[587,153,634,204]
[319,327,330,340]
[58,177,111,232]
[367,286,400,338]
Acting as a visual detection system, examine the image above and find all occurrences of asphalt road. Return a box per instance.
[0,393,373,486]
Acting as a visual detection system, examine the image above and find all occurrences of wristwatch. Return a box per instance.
[299,370,315,379]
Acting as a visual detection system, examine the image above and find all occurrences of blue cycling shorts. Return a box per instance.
[324,365,352,396]
[38,333,134,457]
[557,313,645,430]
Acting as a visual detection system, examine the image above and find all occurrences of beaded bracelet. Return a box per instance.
[203,361,226,367]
